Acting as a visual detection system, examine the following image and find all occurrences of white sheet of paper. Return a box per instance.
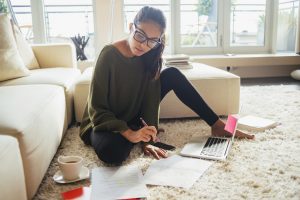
[91,165,148,200]
[143,155,212,189]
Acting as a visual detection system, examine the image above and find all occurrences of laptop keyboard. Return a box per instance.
[201,137,229,157]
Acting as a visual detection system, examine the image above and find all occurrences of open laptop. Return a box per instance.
[180,115,239,161]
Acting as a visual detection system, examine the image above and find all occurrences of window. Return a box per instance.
[175,0,270,54]
[180,0,218,47]
[121,0,299,55]
[44,0,94,59]
[10,0,34,42]
[11,0,95,59]
[277,0,299,52]
[8,1,300,57]
[230,0,266,46]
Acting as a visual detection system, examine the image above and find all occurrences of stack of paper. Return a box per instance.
[90,157,212,199]
[91,165,148,200]
[163,54,192,69]
[237,115,278,131]
[143,155,211,189]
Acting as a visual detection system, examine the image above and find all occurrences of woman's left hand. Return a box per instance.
[142,143,168,159]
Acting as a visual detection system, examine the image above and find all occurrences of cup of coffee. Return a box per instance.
[58,155,83,180]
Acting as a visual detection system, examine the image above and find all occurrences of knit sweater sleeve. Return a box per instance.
[139,78,161,129]
[87,47,129,133]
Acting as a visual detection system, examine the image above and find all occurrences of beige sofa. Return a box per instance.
[0,135,27,200]
[74,63,240,123]
[0,14,80,200]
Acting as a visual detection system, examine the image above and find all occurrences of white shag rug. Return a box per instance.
[33,85,300,200]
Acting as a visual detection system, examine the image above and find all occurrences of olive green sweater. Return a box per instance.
[79,45,161,142]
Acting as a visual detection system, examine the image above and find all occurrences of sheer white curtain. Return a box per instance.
[109,0,115,43]
[6,0,18,25]
[93,0,126,54]
[296,4,300,54]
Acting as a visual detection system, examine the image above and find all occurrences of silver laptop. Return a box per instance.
[180,115,239,161]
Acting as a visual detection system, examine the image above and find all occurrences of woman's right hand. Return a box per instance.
[121,126,157,143]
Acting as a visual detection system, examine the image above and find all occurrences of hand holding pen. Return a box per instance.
[140,118,168,159]
[140,118,159,142]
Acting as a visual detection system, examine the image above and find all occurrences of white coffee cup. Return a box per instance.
[58,155,83,180]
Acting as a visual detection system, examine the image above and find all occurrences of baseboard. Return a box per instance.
[191,54,300,78]
[218,65,299,78]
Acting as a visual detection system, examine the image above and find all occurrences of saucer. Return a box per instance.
[53,166,90,184]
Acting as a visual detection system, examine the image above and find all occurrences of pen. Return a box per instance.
[139,117,159,142]
[140,117,148,126]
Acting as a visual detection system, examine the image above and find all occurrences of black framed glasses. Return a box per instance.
[132,24,161,49]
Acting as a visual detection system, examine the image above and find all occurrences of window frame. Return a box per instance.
[173,0,224,54]
[22,0,298,56]
[174,0,274,55]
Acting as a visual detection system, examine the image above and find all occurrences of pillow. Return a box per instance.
[11,21,40,69]
[0,14,30,82]
[291,69,300,81]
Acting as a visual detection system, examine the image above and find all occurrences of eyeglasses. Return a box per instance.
[132,24,161,49]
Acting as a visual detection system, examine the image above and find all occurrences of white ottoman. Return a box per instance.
[160,63,240,118]
[74,67,95,122]
[74,63,240,122]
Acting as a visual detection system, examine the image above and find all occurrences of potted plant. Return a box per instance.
[0,0,8,13]
[196,0,212,24]
[196,0,212,17]
[71,34,90,61]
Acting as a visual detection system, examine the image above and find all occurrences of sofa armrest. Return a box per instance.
[31,43,77,68]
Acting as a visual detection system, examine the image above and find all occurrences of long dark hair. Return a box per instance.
[133,6,166,80]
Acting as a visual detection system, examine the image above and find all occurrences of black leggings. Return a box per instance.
[90,67,219,165]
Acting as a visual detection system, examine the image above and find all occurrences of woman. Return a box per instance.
[80,6,254,165]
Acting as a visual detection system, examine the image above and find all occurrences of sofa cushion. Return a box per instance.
[0,14,30,82]
[0,67,81,89]
[0,85,66,199]
[0,67,81,124]
[11,21,40,69]
[32,43,77,68]
[0,84,65,137]
[0,135,27,200]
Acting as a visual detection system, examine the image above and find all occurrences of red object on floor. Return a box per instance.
[61,186,90,200]
[61,186,143,200]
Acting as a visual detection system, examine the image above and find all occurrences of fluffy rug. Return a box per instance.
[33,84,300,200]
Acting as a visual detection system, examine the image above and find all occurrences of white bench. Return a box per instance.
[74,63,240,122]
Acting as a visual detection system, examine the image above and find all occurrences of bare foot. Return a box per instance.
[211,119,255,139]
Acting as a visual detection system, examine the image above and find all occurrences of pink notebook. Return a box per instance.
[224,114,239,135]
